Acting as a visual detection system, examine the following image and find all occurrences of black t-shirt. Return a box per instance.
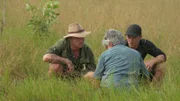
[125,39,166,60]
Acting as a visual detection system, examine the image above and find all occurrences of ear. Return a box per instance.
[102,39,110,46]
[106,41,113,49]
[109,41,113,46]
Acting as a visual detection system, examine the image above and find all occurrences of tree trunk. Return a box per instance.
[0,0,6,35]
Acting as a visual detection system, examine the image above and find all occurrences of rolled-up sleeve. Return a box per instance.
[146,40,166,61]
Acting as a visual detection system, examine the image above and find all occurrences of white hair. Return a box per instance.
[102,29,125,46]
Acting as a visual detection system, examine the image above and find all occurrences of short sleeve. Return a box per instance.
[144,40,166,60]
[46,39,65,56]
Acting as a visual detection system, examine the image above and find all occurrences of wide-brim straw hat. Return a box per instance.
[63,22,91,38]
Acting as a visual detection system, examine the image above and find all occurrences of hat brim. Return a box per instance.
[63,31,91,38]
[125,32,140,37]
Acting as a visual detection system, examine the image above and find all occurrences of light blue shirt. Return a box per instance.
[93,44,149,89]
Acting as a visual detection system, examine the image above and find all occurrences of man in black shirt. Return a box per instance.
[125,24,166,83]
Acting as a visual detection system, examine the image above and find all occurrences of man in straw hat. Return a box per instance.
[86,29,149,89]
[43,22,96,78]
[125,24,166,84]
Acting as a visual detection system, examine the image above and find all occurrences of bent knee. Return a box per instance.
[49,63,63,72]
[84,71,94,79]
[155,63,166,71]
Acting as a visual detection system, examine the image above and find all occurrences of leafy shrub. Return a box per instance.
[26,0,60,36]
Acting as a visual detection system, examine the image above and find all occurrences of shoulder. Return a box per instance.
[81,44,95,56]
[53,38,69,50]
[99,48,111,58]
[124,46,142,58]
[51,38,65,46]
[56,38,67,45]
[83,43,90,48]
[130,47,141,56]
[82,44,93,51]
[46,38,67,54]
[101,45,121,56]
[140,39,156,47]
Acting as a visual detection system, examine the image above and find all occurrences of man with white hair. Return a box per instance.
[92,29,149,89]
[43,22,96,78]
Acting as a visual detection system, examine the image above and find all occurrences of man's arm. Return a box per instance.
[43,53,69,64]
[144,40,166,70]
[43,39,74,73]
[92,54,106,88]
[145,54,165,70]
[43,53,74,73]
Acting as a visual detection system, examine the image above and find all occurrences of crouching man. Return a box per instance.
[43,22,96,78]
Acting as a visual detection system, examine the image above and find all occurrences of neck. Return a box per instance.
[107,44,113,49]
[129,41,140,50]
[133,45,138,50]
[70,45,80,59]
[71,45,80,52]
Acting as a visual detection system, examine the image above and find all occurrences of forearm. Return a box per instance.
[43,53,67,64]
[153,55,166,65]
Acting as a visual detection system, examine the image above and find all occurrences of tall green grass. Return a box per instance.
[0,0,180,100]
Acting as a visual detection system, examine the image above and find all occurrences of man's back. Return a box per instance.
[94,44,149,88]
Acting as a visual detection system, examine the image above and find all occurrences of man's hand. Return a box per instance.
[145,60,155,71]
[43,54,74,73]
[64,59,74,73]
[145,55,166,71]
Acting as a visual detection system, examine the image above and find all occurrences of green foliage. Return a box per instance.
[26,0,60,36]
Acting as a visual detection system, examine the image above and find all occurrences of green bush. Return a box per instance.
[26,0,60,36]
